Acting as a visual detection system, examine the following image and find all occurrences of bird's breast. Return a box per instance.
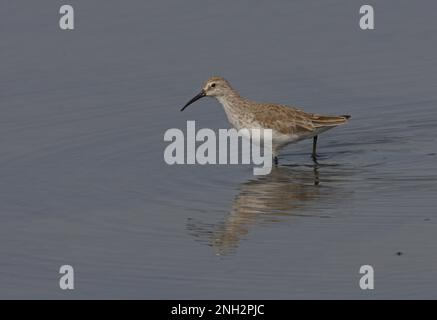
[219,99,254,130]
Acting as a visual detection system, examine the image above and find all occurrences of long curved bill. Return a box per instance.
[180,90,206,111]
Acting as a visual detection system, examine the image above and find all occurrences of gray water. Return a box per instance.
[1,0,437,299]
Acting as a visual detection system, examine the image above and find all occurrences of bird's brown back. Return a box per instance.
[247,102,350,135]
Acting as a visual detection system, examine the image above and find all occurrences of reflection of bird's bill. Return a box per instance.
[181,90,206,111]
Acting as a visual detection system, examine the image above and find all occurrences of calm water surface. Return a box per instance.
[1,0,437,298]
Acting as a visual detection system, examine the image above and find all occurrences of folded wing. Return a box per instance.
[252,103,350,135]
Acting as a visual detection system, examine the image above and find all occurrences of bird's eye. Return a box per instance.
[211,83,216,88]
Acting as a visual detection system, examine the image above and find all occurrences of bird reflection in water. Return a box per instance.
[187,165,340,256]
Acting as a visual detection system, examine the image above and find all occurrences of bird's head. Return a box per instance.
[181,76,233,111]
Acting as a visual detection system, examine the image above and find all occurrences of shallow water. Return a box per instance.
[1,0,437,299]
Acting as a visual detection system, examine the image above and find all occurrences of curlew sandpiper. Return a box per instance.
[181,76,351,164]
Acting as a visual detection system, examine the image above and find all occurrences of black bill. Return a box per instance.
[180,90,206,111]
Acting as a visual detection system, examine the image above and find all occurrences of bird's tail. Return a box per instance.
[310,114,351,127]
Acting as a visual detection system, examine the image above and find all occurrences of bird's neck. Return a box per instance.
[216,91,246,112]
[216,92,249,128]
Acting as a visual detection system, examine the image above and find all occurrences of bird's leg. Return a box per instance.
[272,148,279,166]
[313,166,320,186]
[312,136,319,163]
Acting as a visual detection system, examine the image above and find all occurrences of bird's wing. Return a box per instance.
[252,104,350,135]
[309,114,351,127]
[251,104,316,135]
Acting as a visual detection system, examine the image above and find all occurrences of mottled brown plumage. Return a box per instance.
[250,103,350,135]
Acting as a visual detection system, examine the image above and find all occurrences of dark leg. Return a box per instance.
[313,166,320,186]
[312,136,318,162]
[274,156,279,166]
